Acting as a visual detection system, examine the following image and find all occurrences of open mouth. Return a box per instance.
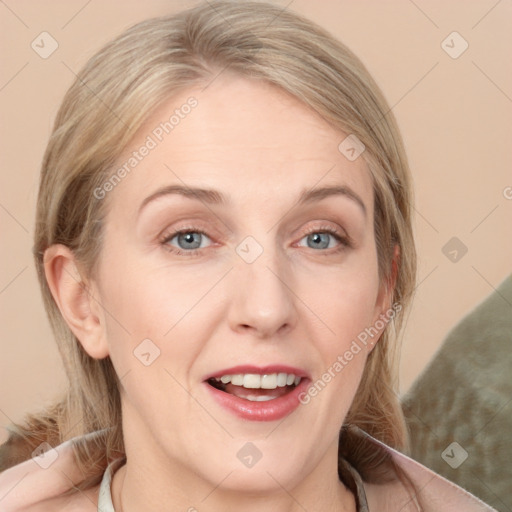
[207,373,302,402]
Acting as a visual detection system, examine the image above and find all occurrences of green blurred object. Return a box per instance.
[402,273,512,512]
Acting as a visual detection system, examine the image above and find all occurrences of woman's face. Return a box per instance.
[88,73,391,495]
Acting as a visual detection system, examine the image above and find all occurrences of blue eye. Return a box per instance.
[297,228,349,251]
[301,232,335,250]
[161,229,212,255]
[160,225,350,257]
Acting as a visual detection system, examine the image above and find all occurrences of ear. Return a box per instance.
[369,244,400,351]
[43,244,109,359]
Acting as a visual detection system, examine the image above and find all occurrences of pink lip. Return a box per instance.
[203,365,310,422]
[203,364,310,381]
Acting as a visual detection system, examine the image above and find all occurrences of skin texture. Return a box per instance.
[44,73,395,512]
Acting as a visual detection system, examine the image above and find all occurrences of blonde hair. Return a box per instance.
[1,0,416,491]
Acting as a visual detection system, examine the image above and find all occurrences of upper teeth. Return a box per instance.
[215,373,301,389]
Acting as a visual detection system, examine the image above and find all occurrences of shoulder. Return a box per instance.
[14,486,100,512]
[355,428,498,512]
[0,432,105,512]
[1,427,498,511]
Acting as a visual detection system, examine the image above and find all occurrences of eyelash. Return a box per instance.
[159,224,352,257]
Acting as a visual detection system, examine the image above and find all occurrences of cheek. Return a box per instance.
[97,251,220,378]
[297,254,381,342]
[97,263,202,431]
[95,256,227,449]
[294,250,381,412]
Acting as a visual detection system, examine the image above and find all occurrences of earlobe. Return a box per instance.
[43,244,109,359]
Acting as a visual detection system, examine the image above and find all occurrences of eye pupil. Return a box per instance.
[308,232,330,249]
[178,232,202,249]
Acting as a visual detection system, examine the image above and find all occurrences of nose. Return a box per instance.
[227,238,298,339]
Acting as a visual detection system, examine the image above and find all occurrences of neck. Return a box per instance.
[112,401,356,512]
[112,462,356,512]
[111,434,356,512]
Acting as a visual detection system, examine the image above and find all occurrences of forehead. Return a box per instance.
[105,73,373,218]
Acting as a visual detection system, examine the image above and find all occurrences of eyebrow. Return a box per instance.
[138,184,367,217]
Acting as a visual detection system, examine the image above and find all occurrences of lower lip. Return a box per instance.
[204,379,310,422]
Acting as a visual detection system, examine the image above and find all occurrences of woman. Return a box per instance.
[0,1,497,510]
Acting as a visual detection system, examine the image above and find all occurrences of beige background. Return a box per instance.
[1,0,511,445]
